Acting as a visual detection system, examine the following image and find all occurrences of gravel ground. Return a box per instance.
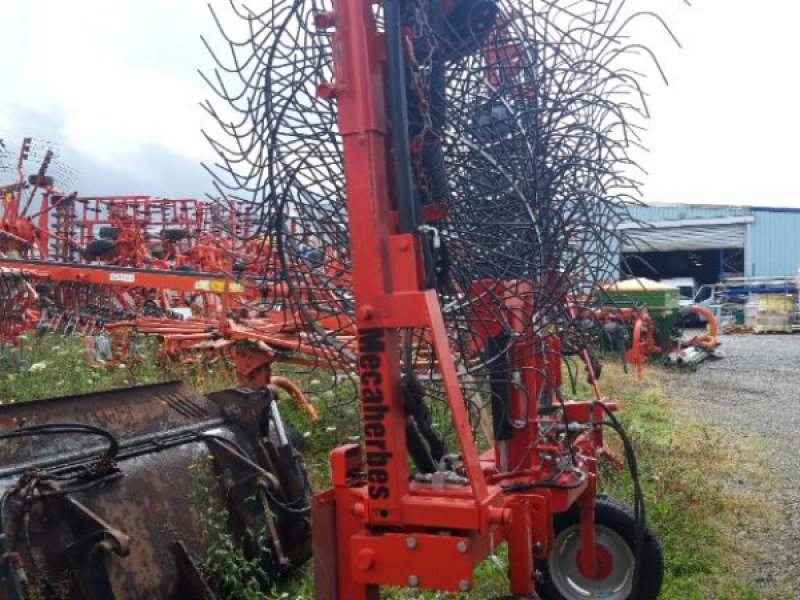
[664,332,800,596]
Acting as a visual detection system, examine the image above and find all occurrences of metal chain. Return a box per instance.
[405,0,439,201]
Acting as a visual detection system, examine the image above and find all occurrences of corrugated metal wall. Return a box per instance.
[622,224,746,253]
[747,208,800,277]
[626,203,750,222]
[619,203,800,279]
[621,203,751,253]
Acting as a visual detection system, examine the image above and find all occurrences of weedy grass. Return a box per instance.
[0,337,791,599]
[0,333,158,401]
[191,457,278,600]
[0,332,236,401]
[596,364,791,600]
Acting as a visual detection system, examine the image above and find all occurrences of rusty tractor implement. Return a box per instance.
[0,382,311,599]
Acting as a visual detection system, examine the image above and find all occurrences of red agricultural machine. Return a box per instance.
[583,304,721,381]
[1,189,243,272]
[0,143,273,276]
[0,137,69,259]
[0,0,680,598]
[0,148,328,598]
[196,0,675,597]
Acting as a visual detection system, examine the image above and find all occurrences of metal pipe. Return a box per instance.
[383,0,421,235]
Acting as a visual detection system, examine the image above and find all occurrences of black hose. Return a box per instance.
[0,423,120,468]
[595,402,646,599]
[501,469,587,494]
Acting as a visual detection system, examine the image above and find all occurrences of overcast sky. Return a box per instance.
[0,1,798,207]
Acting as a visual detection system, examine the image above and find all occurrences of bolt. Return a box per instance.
[357,306,373,321]
[408,575,419,588]
[456,540,468,554]
[317,82,338,100]
[406,537,418,550]
[458,580,469,592]
[314,11,336,29]
[355,549,376,571]
[533,542,544,555]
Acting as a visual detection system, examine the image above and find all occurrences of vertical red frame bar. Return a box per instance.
[331,0,411,524]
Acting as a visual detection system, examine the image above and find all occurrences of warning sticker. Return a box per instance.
[110,273,136,283]
[194,280,244,293]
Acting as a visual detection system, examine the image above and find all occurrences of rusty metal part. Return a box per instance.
[0,382,311,599]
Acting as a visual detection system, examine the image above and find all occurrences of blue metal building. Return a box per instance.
[619,203,800,282]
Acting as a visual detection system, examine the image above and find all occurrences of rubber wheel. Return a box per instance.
[27,174,54,187]
[84,238,116,259]
[162,227,189,242]
[535,496,663,600]
[98,226,122,240]
[585,346,602,382]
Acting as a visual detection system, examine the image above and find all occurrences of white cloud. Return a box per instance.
[0,0,212,169]
[1,1,799,207]
[640,1,800,207]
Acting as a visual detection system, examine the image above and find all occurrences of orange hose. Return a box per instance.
[270,375,320,423]
[685,305,719,351]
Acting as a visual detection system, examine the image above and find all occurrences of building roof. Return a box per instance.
[634,201,800,215]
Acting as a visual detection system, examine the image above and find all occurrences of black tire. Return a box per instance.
[84,238,116,259]
[162,227,189,242]
[602,322,628,356]
[35,322,51,339]
[585,345,602,382]
[98,226,122,240]
[535,496,663,600]
[27,174,54,187]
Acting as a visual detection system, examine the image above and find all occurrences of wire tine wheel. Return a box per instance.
[0,139,10,176]
[202,0,681,420]
[0,137,75,193]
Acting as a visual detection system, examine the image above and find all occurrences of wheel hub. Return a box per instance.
[577,543,614,581]
[548,525,635,600]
